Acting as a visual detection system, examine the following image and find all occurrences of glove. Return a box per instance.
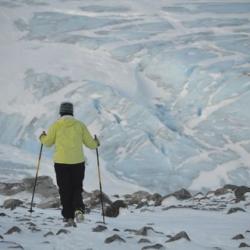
[94,135,100,147]
[39,131,47,140]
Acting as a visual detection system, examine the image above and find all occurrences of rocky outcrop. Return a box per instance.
[4,226,21,235]
[3,199,23,210]
[104,200,127,217]
[105,234,126,244]
[166,231,191,242]
[23,176,58,198]
[227,207,246,214]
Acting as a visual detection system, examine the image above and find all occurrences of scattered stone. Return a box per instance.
[17,218,30,222]
[232,234,245,240]
[135,227,164,236]
[4,226,21,235]
[129,191,152,205]
[29,227,41,232]
[214,187,232,196]
[105,234,126,244]
[239,242,250,248]
[0,241,24,249]
[223,184,239,191]
[166,231,191,242]
[136,201,149,209]
[171,189,192,200]
[44,231,54,237]
[141,243,165,250]
[235,186,250,202]
[113,200,127,208]
[138,238,152,244]
[26,222,36,227]
[0,235,3,239]
[56,229,70,235]
[84,190,112,209]
[152,193,162,206]
[0,182,25,195]
[227,207,246,214]
[113,228,120,232]
[23,176,58,198]
[92,225,107,232]
[105,200,127,218]
[0,212,6,216]
[3,199,23,210]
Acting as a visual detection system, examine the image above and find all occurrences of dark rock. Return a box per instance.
[171,189,192,200]
[223,184,239,191]
[113,200,127,208]
[138,238,151,244]
[136,201,149,209]
[135,227,164,236]
[44,231,54,237]
[113,228,120,232]
[0,235,3,239]
[92,225,107,232]
[84,190,112,209]
[129,191,152,205]
[227,207,246,214]
[0,241,24,249]
[0,182,25,195]
[239,242,250,248]
[26,222,36,227]
[5,226,21,235]
[232,234,245,240]
[235,186,250,202]
[23,175,58,198]
[161,189,192,204]
[104,200,127,218]
[104,205,119,217]
[166,231,191,242]
[214,187,232,196]
[3,199,23,210]
[56,229,70,235]
[0,212,6,216]
[37,198,60,209]
[141,243,165,250]
[152,193,162,206]
[105,234,126,244]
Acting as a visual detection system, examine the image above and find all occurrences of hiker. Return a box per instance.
[39,102,100,226]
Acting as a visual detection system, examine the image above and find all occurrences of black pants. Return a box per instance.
[54,162,85,219]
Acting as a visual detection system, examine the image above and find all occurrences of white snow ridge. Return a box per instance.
[0,0,250,249]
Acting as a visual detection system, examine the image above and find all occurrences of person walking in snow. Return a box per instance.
[39,102,100,226]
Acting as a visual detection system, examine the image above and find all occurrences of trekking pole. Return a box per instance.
[95,135,105,224]
[28,143,43,213]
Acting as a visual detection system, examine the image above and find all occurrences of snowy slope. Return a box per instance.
[0,0,250,194]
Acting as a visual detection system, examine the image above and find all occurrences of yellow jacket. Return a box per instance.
[40,116,98,164]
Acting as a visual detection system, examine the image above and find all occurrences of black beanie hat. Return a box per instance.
[59,102,73,116]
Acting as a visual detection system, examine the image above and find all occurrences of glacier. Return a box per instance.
[0,0,250,194]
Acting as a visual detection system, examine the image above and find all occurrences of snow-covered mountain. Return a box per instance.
[0,0,250,194]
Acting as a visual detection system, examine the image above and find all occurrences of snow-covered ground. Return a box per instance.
[0,191,250,250]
